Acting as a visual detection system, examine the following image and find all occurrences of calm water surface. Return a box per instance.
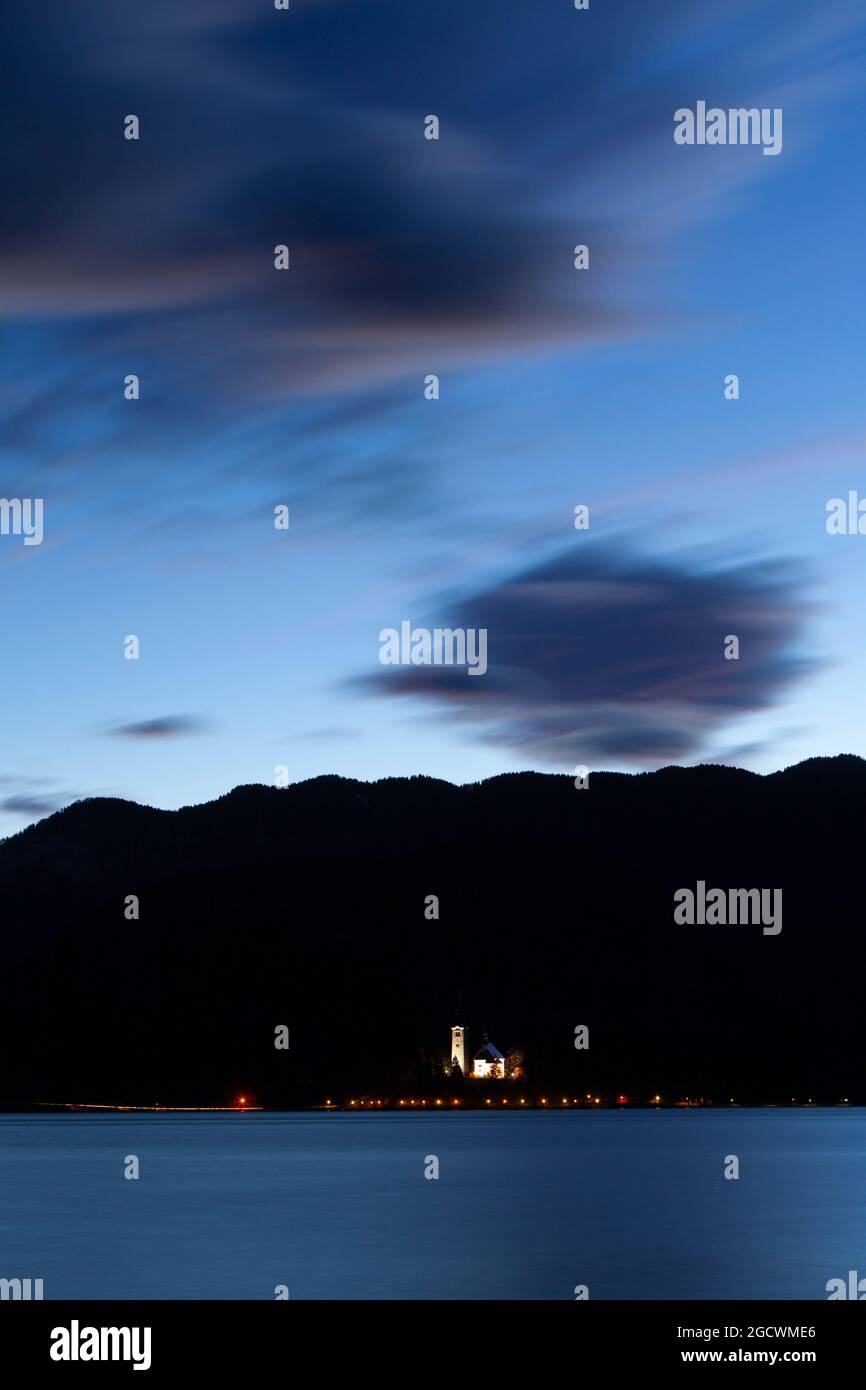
[1,1111,862,1299]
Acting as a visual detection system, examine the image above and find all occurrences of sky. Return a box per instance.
[2,0,866,833]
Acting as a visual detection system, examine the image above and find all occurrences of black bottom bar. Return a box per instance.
[1,1300,857,1376]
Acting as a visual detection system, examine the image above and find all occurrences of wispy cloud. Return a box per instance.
[106,716,210,740]
[4,0,863,539]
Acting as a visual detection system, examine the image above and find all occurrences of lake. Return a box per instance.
[1,1110,862,1299]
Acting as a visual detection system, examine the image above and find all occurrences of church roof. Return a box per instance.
[473,1039,504,1062]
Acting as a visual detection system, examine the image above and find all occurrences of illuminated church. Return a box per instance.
[472,1031,506,1079]
[450,1000,523,1080]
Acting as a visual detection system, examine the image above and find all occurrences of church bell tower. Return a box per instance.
[451,991,466,1075]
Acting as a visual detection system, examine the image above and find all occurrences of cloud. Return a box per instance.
[0,775,107,828]
[365,542,816,765]
[0,793,69,817]
[106,716,210,740]
[3,3,862,457]
[1,0,864,570]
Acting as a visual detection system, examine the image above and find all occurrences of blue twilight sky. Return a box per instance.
[2,0,866,834]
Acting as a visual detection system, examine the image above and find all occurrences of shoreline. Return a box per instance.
[3,1100,860,1115]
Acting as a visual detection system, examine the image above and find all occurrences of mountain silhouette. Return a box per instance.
[2,756,865,1107]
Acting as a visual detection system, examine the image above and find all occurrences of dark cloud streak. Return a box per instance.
[106,716,210,740]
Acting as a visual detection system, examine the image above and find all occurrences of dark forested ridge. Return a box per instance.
[1,756,864,1107]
